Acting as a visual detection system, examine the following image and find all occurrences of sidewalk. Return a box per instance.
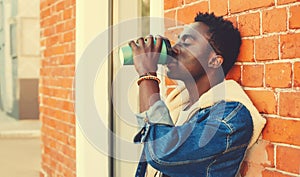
[0,110,41,138]
[0,110,41,177]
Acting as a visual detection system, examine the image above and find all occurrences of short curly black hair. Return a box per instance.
[194,12,241,75]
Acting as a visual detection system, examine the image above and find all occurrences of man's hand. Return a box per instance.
[128,35,163,112]
[129,35,163,76]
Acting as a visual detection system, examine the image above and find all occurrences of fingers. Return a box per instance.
[145,35,154,46]
[128,40,138,50]
[129,35,164,52]
[154,35,163,52]
[136,37,145,47]
[128,37,146,49]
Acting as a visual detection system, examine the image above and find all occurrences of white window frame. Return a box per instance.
[76,1,164,177]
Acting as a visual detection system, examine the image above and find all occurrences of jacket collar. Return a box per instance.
[165,80,266,148]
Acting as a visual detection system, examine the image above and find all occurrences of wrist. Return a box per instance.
[137,75,161,85]
[137,66,158,76]
[139,72,157,78]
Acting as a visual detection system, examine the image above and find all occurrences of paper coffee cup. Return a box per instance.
[119,38,172,65]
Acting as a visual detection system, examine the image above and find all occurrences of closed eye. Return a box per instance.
[179,34,195,46]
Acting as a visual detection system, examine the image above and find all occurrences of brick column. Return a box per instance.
[40,0,76,176]
[164,0,300,176]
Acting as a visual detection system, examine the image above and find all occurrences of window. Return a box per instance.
[0,1,3,31]
[76,1,164,176]
[112,0,164,176]
[10,24,17,58]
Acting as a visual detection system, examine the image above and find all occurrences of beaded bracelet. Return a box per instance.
[137,75,161,85]
[139,72,157,78]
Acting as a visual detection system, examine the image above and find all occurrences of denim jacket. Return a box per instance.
[134,100,253,177]
[134,80,266,177]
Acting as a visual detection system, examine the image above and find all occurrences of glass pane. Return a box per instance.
[10,24,17,57]
[0,1,3,30]
[113,1,151,177]
[141,0,150,36]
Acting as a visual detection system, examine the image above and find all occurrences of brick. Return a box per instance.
[177,2,209,24]
[50,66,75,77]
[56,23,65,33]
[262,170,294,177]
[262,117,300,146]
[164,27,184,45]
[279,91,300,117]
[266,63,292,88]
[277,146,300,174]
[41,15,58,28]
[225,16,237,28]
[62,145,76,159]
[47,107,75,124]
[245,90,277,114]
[185,0,198,4]
[42,77,74,89]
[41,8,51,19]
[56,131,70,144]
[62,166,76,177]
[40,0,56,9]
[56,1,65,12]
[241,163,266,177]
[210,0,228,16]
[68,136,76,147]
[278,0,300,5]
[289,5,300,29]
[239,13,260,37]
[52,45,65,55]
[244,140,275,168]
[237,39,254,62]
[41,116,56,129]
[229,0,274,13]
[164,0,183,10]
[56,121,75,136]
[280,33,300,59]
[255,35,279,61]
[61,54,75,65]
[262,8,287,34]
[242,65,264,87]
[264,143,275,167]
[295,62,300,87]
[43,87,72,100]
[46,35,59,47]
[239,161,248,176]
[226,65,241,83]
[63,31,74,42]
[65,19,75,31]
[63,8,73,20]
[164,10,176,29]
[48,15,58,26]
[44,27,55,37]
[65,0,75,8]
[69,43,75,53]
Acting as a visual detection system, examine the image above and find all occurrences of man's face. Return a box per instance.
[166,22,216,81]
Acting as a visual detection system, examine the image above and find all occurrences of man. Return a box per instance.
[129,12,266,177]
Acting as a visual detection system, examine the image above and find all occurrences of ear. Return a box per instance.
[208,55,223,68]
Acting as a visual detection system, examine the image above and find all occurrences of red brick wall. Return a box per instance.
[40,0,76,176]
[164,0,300,176]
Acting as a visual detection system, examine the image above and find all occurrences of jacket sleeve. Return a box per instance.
[134,100,174,143]
[134,101,253,175]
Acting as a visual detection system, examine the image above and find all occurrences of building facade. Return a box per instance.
[0,0,40,120]
[40,0,300,176]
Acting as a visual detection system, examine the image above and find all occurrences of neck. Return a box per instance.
[184,74,224,106]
